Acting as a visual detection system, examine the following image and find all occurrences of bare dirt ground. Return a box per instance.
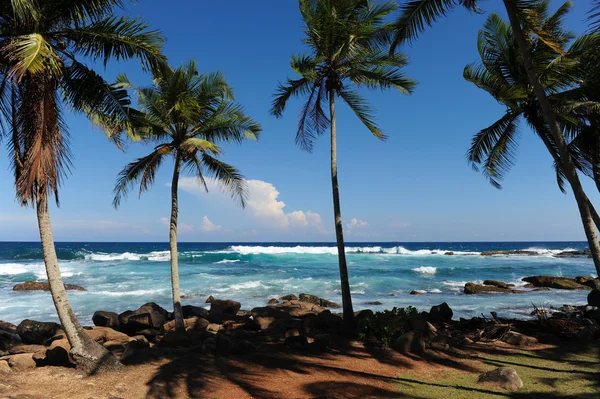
[0,340,598,399]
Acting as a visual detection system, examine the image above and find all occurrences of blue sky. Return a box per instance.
[1,0,598,242]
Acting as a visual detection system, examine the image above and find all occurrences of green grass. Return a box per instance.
[392,344,599,398]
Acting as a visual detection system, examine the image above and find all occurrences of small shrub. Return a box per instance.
[357,306,418,346]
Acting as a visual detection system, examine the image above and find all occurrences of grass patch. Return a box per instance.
[393,343,599,398]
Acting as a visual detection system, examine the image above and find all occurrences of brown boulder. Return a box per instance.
[35,339,74,367]
[163,317,209,333]
[464,282,517,294]
[85,327,132,345]
[502,332,538,347]
[298,293,320,305]
[280,294,297,301]
[8,353,36,371]
[251,306,292,320]
[8,344,46,355]
[275,300,326,318]
[13,281,86,291]
[0,359,10,373]
[209,299,241,315]
[268,298,279,305]
[483,280,510,289]
[522,276,588,290]
[392,331,425,354]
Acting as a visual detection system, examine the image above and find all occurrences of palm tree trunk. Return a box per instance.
[170,154,185,332]
[504,0,600,275]
[329,91,355,330]
[588,198,600,232]
[36,186,121,373]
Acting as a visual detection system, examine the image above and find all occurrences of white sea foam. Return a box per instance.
[229,281,263,290]
[85,250,171,262]
[229,245,481,256]
[95,289,164,297]
[412,266,437,274]
[214,259,241,264]
[429,289,443,293]
[0,263,35,275]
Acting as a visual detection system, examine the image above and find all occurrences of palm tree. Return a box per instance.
[0,0,166,372]
[392,0,600,274]
[271,0,416,329]
[464,6,600,232]
[112,60,261,332]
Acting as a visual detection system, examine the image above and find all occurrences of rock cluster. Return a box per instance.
[463,276,600,294]
[13,281,86,291]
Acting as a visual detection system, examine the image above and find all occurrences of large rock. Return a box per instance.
[577,277,600,290]
[8,353,36,371]
[589,289,600,307]
[209,299,241,315]
[182,305,208,318]
[464,283,517,294]
[429,303,453,323]
[0,359,10,373]
[280,294,298,301]
[92,311,120,329]
[298,293,320,305]
[160,331,192,348]
[251,306,292,320]
[33,339,74,367]
[477,367,523,390]
[0,321,17,335]
[392,331,425,354]
[8,344,46,355]
[119,303,170,332]
[502,332,538,347]
[163,317,209,333]
[522,276,588,290]
[13,281,86,291]
[483,280,511,289]
[16,320,61,344]
[0,329,21,351]
[85,327,132,345]
[274,300,326,318]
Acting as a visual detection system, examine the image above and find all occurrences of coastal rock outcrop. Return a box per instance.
[13,281,86,291]
[481,250,537,256]
[483,280,513,289]
[464,282,518,294]
[429,303,453,323]
[297,293,340,308]
[522,276,588,290]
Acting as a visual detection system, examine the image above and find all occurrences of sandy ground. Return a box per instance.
[0,340,579,399]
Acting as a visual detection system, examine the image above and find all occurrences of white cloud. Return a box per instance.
[347,218,368,229]
[178,177,326,233]
[160,217,193,233]
[201,216,221,232]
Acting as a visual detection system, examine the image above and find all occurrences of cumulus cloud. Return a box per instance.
[178,177,326,233]
[201,216,221,232]
[347,218,368,229]
[160,217,193,233]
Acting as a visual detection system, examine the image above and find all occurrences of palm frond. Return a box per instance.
[338,87,384,140]
[64,16,167,73]
[112,144,171,208]
[199,152,247,208]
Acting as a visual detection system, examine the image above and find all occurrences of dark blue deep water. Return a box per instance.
[0,241,595,324]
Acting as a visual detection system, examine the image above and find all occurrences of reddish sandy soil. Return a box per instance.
[0,341,509,399]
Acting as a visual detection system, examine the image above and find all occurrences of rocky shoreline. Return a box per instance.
[1,282,599,374]
[463,275,600,294]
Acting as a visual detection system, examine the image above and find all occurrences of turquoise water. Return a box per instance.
[0,241,595,325]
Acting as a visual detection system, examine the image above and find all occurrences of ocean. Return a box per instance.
[0,241,596,325]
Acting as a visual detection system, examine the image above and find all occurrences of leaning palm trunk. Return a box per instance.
[36,187,121,373]
[169,155,185,332]
[503,0,600,274]
[329,93,355,329]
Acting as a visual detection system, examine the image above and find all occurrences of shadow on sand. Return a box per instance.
[122,337,599,399]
